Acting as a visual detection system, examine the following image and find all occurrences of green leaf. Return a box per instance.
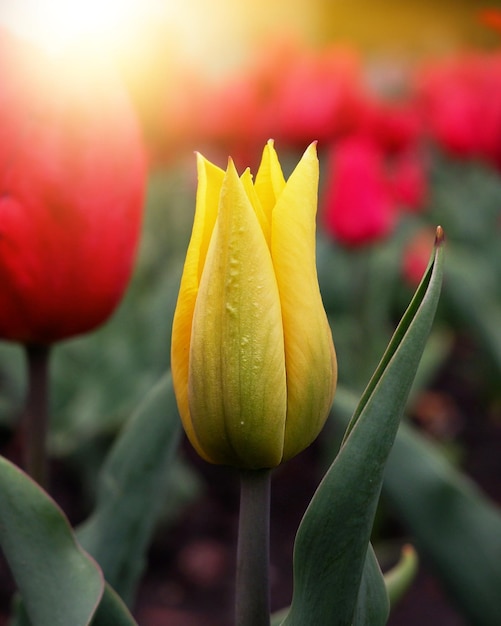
[77,372,182,605]
[91,584,139,625]
[282,229,444,625]
[384,420,501,626]
[271,608,289,626]
[352,545,390,626]
[0,455,104,626]
[333,386,501,625]
[444,244,501,375]
[12,583,139,626]
[273,545,390,626]
[383,544,418,608]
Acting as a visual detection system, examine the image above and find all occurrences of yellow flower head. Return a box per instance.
[171,141,337,468]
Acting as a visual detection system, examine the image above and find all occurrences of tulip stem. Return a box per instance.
[22,344,51,488]
[236,468,272,626]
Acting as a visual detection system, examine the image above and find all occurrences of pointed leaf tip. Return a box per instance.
[384,544,419,608]
[435,225,444,246]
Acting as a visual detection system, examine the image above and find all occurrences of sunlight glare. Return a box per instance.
[0,0,164,57]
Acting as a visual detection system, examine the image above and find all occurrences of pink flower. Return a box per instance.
[359,99,423,154]
[269,44,365,146]
[321,135,396,246]
[388,150,428,211]
[417,52,501,167]
[164,38,366,166]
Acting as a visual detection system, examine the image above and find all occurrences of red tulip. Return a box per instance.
[321,135,395,246]
[417,52,501,167]
[0,29,147,344]
[269,44,364,147]
[175,38,366,166]
[359,99,423,154]
[388,150,428,211]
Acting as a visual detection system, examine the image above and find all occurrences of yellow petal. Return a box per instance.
[240,167,271,247]
[171,153,225,460]
[271,142,337,461]
[195,153,227,282]
[254,139,286,223]
[189,159,287,468]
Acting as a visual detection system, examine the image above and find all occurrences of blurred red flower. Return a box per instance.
[417,52,501,168]
[0,29,147,344]
[267,43,365,147]
[359,99,423,154]
[388,150,428,211]
[160,37,366,168]
[194,73,268,170]
[321,135,396,246]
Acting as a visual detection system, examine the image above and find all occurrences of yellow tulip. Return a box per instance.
[171,141,337,469]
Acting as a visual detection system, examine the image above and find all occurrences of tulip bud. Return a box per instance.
[171,141,336,469]
[0,28,146,344]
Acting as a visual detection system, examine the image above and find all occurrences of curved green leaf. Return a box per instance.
[444,245,501,375]
[334,386,501,625]
[271,608,289,626]
[384,421,501,626]
[91,584,139,625]
[384,544,418,608]
[0,455,104,626]
[282,229,444,625]
[353,545,389,626]
[273,546,390,626]
[12,583,138,626]
[77,372,181,604]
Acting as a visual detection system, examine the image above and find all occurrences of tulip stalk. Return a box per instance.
[236,469,272,626]
[22,344,51,487]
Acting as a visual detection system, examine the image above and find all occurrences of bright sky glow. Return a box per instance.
[0,0,166,57]
[0,0,318,78]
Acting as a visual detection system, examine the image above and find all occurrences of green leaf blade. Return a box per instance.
[383,544,419,609]
[0,456,104,626]
[353,545,390,626]
[91,584,140,626]
[77,372,182,604]
[384,421,501,626]
[282,229,444,625]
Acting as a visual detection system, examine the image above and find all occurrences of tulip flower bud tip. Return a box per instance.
[172,141,336,469]
[435,225,445,246]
